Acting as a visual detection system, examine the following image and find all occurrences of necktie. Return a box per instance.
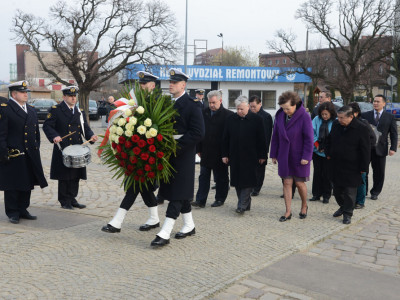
[70,108,73,114]
[23,105,26,113]
[375,112,380,125]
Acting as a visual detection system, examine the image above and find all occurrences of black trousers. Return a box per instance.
[333,185,357,216]
[196,164,229,205]
[253,162,267,193]
[58,179,79,206]
[235,187,253,210]
[166,200,191,219]
[4,190,31,218]
[120,185,157,210]
[311,153,332,198]
[369,149,386,196]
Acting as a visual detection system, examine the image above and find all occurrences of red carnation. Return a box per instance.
[157,152,164,158]
[118,136,126,144]
[144,164,152,171]
[157,164,164,170]
[140,177,145,183]
[124,140,133,149]
[138,140,147,148]
[127,164,134,172]
[147,138,154,145]
[115,154,121,160]
[129,156,138,164]
[126,117,130,123]
[125,170,132,176]
[116,145,122,153]
[133,147,141,155]
[148,172,155,178]
[119,160,126,167]
[121,152,128,159]
[140,153,149,161]
[111,142,117,149]
[137,169,144,176]
[134,175,139,181]
[148,157,156,165]
[157,134,163,142]
[148,145,156,152]
[131,135,140,143]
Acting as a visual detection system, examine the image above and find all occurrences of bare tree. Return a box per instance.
[213,46,258,67]
[268,0,399,103]
[12,0,180,113]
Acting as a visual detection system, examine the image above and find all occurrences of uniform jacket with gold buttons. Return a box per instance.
[0,100,48,191]
[43,101,94,180]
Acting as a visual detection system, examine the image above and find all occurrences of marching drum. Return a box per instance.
[62,145,91,168]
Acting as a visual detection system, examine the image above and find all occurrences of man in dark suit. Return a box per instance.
[361,94,397,200]
[192,90,233,208]
[0,81,48,224]
[151,68,205,247]
[326,106,370,224]
[43,86,98,209]
[249,95,273,196]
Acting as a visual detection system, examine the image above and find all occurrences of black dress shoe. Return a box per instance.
[370,194,378,200]
[20,212,37,220]
[299,206,308,219]
[355,203,365,209]
[333,208,343,217]
[9,217,19,224]
[61,205,73,210]
[279,213,292,222]
[139,223,160,231]
[191,201,205,208]
[235,208,245,214]
[343,215,352,224]
[211,201,224,207]
[309,196,320,201]
[72,202,86,209]
[101,224,121,233]
[151,235,170,246]
[211,184,216,190]
[280,194,284,198]
[175,228,195,239]
[251,191,259,197]
[322,197,329,204]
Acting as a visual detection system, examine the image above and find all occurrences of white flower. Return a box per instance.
[129,117,137,125]
[136,106,145,114]
[145,131,152,139]
[109,125,117,134]
[114,135,120,144]
[144,118,152,127]
[116,126,124,136]
[125,130,133,137]
[125,123,134,132]
[148,128,158,137]
[128,99,136,106]
[113,118,119,125]
[109,134,116,143]
[137,125,147,135]
[118,118,127,127]
[124,109,132,117]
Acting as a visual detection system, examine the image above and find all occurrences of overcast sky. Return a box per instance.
[0,0,308,82]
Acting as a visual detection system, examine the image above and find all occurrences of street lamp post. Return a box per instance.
[217,33,223,65]
[184,0,188,74]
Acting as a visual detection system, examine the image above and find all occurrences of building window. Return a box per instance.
[228,90,242,108]
[248,90,276,109]
[275,59,280,65]
[268,60,272,66]
[283,58,287,64]
[333,67,338,77]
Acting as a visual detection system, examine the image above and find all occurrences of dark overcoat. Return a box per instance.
[159,93,205,201]
[270,103,314,178]
[361,110,397,157]
[0,100,48,191]
[222,112,268,188]
[325,118,371,187]
[257,108,273,164]
[43,101,94,181]
[197,105,233,169]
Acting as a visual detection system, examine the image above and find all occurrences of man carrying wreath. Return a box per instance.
[151,68,205,247]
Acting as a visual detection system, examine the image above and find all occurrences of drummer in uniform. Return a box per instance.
[43,86,98,209]
[0,81,48,224]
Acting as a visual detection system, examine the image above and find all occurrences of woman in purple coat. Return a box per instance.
[270,91,314,222]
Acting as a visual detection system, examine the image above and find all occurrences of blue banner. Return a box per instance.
[123,64,311,83]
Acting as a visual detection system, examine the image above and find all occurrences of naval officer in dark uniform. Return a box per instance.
[151,68,205,247]
[194,89,205,107]
[43,86,98,209]
[0,81,48,224]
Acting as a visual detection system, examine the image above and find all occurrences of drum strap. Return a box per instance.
[76,107,86,139]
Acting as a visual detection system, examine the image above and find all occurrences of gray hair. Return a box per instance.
[234,95,248,107]
[337,105,353,117]
[207,90,222,100]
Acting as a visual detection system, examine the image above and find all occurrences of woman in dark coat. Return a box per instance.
[222,96,267,214]
[270,91,313,222]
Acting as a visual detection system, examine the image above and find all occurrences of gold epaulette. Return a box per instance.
[52,105,57,108]
[1,103,7,107]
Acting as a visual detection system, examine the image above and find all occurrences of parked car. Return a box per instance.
[333,96,343,103]
[357,102,373,113]
[385,102,400,120]
[76,100,99,120]
[29,99,57,121]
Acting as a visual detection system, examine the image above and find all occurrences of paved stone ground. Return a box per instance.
[0,118,398,299]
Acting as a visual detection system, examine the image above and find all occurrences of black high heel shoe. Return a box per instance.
[299,206,308,219]
[279,213,292,222]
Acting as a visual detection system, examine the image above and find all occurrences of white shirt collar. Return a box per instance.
[172,91,185,101]
[63,101,74,113]
[9,97,27,112]
[375,109,383,116]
